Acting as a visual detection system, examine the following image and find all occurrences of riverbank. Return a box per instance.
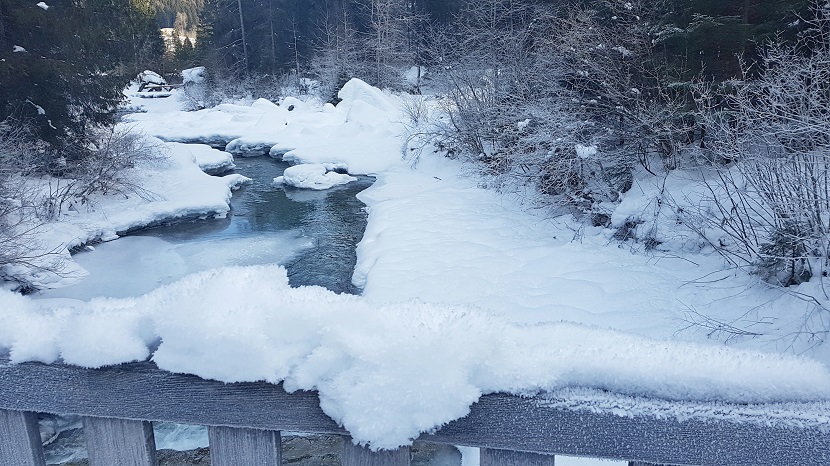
[1,141,247,291]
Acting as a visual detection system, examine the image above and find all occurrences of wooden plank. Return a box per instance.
[208,426,280,466]
[1,358,829,465]
[83,416,156,466]
[0,410,46,466]
[481,448,555,466]
[0,359,345,435]
[422,392,830,466]
[342,441,410,466]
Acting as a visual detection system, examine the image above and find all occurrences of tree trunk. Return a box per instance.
[237,0,249,78]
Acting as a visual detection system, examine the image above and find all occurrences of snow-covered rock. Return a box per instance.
[138,70,166,86]
[168,142,235,175]
[181,66,205,85]
[274,164,356,190]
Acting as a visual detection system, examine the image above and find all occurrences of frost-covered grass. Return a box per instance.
[2,78,830,451]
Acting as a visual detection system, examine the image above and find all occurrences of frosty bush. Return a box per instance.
[0,121,64,288]
[428,0,687,213]
[692,6,830,286]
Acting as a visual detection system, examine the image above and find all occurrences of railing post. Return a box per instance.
[342,441,411,466]
[480,448,555,466]
[0,410,46,466]
[83,417,157,466]
[208,426,281,466]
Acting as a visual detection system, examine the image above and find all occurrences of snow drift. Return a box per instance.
[3,265,830,450]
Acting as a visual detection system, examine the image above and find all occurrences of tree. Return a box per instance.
[0,0,164,161]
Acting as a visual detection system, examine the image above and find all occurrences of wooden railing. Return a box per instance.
[1,356,829,466]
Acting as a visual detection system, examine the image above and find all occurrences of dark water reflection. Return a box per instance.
[134,156,374,294]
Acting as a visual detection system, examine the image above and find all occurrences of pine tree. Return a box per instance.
[0,0,164,161]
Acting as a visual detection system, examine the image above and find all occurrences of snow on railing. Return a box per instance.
[1,357,829,466]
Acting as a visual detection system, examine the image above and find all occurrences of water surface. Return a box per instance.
[37,156,374,300]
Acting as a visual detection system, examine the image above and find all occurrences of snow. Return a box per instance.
[575,144,598,159]
[138,70,166,85]
[167,142,235,174]
[274,163,357,190]
[404,66,427,86]
[4,77,830,452]
[2,137,248,289]
[3,265,829,450]
[26,99,46,115]
[181,66,205,85]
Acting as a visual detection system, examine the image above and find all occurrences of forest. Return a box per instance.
[1,0,829,291]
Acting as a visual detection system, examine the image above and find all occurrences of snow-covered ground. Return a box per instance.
[3,78,830,456]
[1,138,247,290]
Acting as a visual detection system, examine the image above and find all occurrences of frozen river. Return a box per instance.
[37,155,374,301]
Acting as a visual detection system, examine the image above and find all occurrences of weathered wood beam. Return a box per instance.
[0,410,46,466]
[342,441,411,466]
[421,392,830,466]
[83,417,156,466]
[481,448,555,466]
[1,358,829,465]
[0,359,345,435]
[209,426,281,466]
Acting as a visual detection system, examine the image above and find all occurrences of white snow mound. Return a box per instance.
[2,265,830,449]
[274,164,356,190]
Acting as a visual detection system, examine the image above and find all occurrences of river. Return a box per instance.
[37,155,374,302]
[34,153,381,464]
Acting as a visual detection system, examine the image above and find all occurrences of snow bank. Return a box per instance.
[124,78,405,175]
[2,265,830,450]
[274,164,357,190]
[168,142,235,174]
[337,78,401,114]
[5,138,248,289]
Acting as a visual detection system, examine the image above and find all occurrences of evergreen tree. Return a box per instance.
[0,0,164,161]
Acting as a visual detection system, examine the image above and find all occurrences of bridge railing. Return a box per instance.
[1,357,828,466]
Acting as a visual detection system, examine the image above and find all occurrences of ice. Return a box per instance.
[3,136,249,289]
[35,233,313,300]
